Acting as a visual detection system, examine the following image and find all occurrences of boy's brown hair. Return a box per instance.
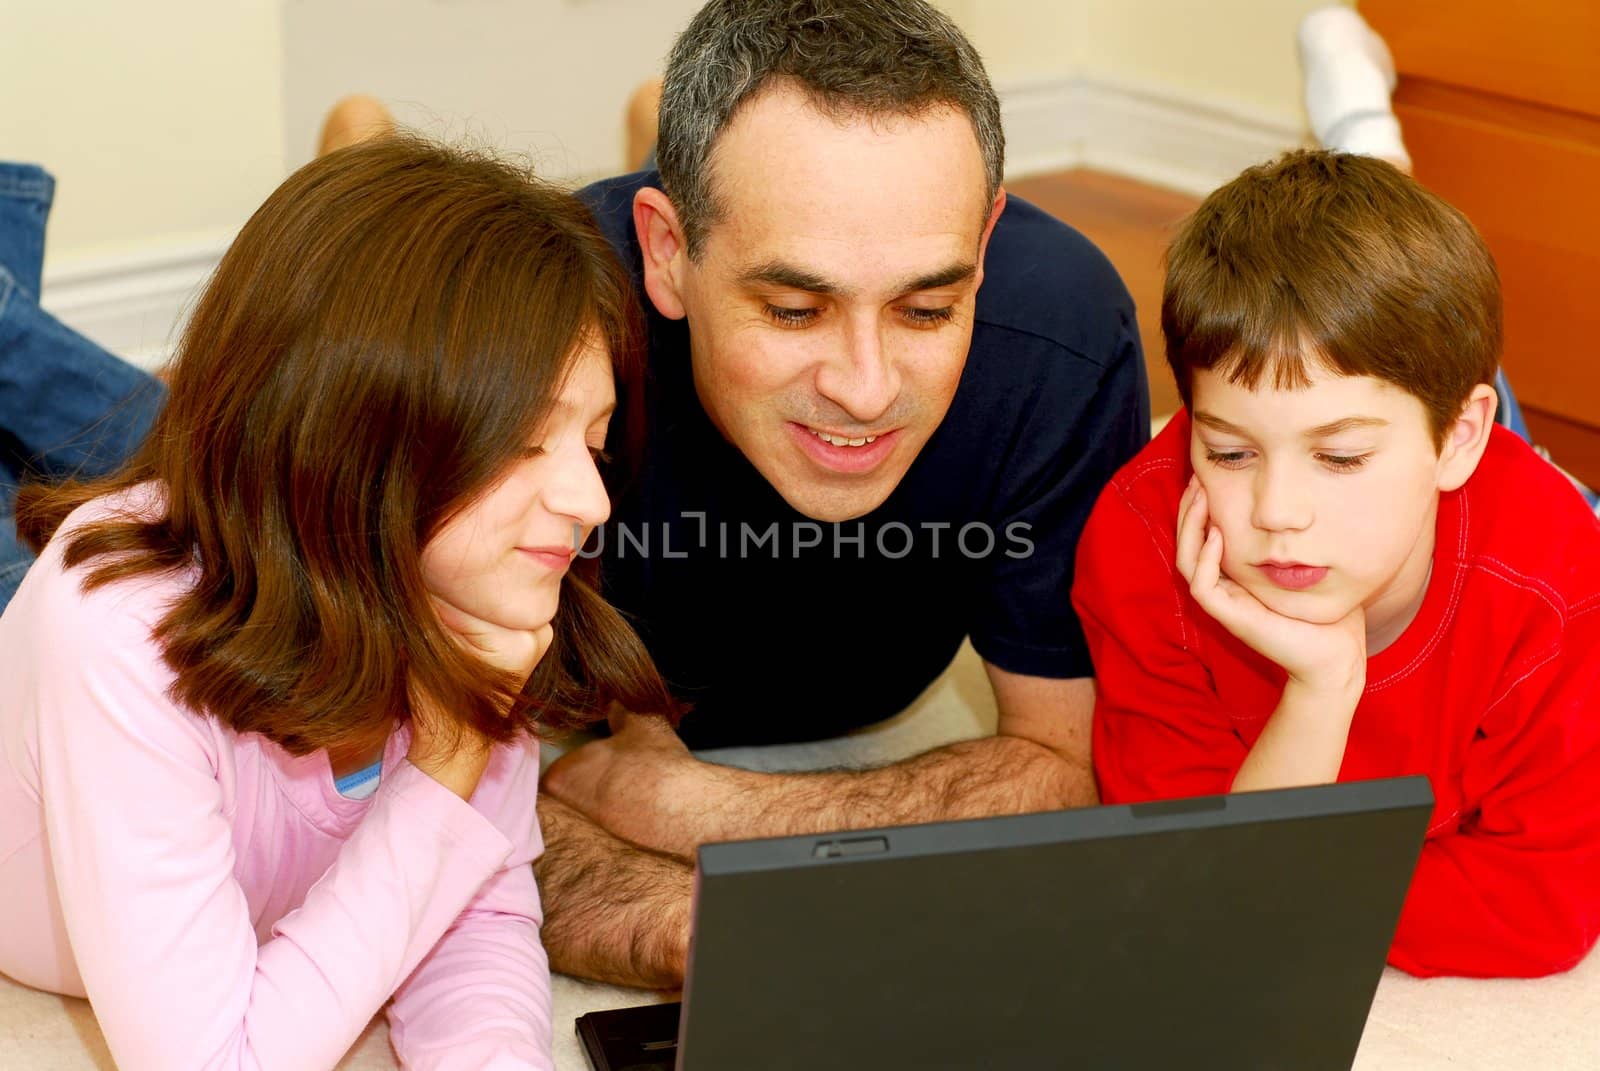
[18,136,674,754]
[1162,149,1502,447]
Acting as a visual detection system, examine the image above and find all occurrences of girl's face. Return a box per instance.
[421,340,616,633]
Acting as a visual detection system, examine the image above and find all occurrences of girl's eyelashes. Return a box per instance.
[588,446,613,465]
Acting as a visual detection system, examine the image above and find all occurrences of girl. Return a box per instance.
[0,136,670,1068]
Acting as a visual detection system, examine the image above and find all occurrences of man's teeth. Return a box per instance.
[813,430,878,447]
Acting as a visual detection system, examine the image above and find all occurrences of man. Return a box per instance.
[536,0,1149,987]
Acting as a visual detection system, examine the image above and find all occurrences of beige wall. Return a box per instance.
[0,2,285,269]
[1078,0,1352,127]
[4,0,1350,271]
[945,0,1352,129]
[281,0,707,187]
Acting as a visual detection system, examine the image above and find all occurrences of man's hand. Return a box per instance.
[542,710,735,858]
[1177,476,1366,692]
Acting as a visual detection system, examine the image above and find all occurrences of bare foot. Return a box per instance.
[625,77,663,172]
[317,95,396,157]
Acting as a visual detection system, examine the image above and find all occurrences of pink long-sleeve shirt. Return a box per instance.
[0,492,555,1070]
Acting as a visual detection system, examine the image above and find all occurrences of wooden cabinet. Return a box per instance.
[1363,0,1600,487]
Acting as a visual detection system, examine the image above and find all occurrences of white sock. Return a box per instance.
[1297,6,1411,171]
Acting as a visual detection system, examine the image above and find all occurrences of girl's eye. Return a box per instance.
[764,304,819,328]
[588,447,613,465]
[902,306,955,326]
[1204,449,1252,470]
[1318,453,1371,471]
[521,445,547,459]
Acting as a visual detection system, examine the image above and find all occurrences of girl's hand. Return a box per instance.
[1177,476,1367,695]
[408,598,555,801]
[428,596,555,687]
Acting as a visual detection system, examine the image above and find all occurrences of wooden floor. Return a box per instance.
[1007,169,1198,418]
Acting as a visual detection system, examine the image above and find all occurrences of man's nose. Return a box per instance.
[813,316,901,424]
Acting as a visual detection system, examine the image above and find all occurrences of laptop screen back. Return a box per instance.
[678,777,1432,1071]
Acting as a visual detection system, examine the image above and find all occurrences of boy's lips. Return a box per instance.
[1256,561,1329,591]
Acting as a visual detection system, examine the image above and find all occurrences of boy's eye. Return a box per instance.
[1204,449,1252,470]
[764,304,820,328]
[1317,452,1371,471]
[901,305,955,327]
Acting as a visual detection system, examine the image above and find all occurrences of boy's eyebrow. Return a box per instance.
[1304,416,1389,437]
[1193,412,1389,438]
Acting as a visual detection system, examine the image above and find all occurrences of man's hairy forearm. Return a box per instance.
[699,735,1096,844]
[535,794,692,989]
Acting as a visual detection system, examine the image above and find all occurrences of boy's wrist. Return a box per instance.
[1279,672,1364,722]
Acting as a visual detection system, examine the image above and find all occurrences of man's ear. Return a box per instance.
[633,186,690,321]
[1437,382,1499,492]
[972,186,1008,290]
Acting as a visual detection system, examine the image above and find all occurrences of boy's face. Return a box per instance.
[1188,363,1448,637]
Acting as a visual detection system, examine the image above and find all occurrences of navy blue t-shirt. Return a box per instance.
[578,171,1148,748]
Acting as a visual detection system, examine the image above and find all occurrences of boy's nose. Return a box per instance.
[1251,462,1314,532]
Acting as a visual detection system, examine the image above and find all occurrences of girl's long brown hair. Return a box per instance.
[17,136,673,753]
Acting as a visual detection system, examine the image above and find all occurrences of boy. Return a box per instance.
[1073,150,1600,978]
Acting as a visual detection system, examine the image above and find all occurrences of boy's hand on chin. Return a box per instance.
[1178,477,1367,696]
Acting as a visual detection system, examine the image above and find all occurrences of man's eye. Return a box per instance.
[1203,449,1252,470]
[764,304,820,327]
[902,306,954,326]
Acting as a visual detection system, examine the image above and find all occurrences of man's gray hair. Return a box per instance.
[656,0,1005,258]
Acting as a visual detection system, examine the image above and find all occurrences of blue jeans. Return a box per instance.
[0,164,166,609]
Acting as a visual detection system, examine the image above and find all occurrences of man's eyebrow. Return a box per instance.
[735,260,978,299]
[737,261,848,297]
[892,262,977,295]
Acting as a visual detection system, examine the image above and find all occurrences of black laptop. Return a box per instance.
[578,776,1432,1071]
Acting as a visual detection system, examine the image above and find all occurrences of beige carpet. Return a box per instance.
[3,642,1595,1070]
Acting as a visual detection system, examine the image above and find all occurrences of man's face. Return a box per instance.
[671,83,998,522]
[1189,364,1447,640]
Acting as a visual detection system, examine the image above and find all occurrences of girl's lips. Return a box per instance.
[518,546,576,571]
[1257,562,1329,591]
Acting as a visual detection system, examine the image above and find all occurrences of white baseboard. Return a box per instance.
[32,78,1304,367]
[39,238,227,372]
[1001,75,1310,196]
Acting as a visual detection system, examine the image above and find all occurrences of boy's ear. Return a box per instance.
[1436,383,1499,493]
[633,186,689,322]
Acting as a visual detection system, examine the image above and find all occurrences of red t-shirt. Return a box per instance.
[1074,410,1600,978]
